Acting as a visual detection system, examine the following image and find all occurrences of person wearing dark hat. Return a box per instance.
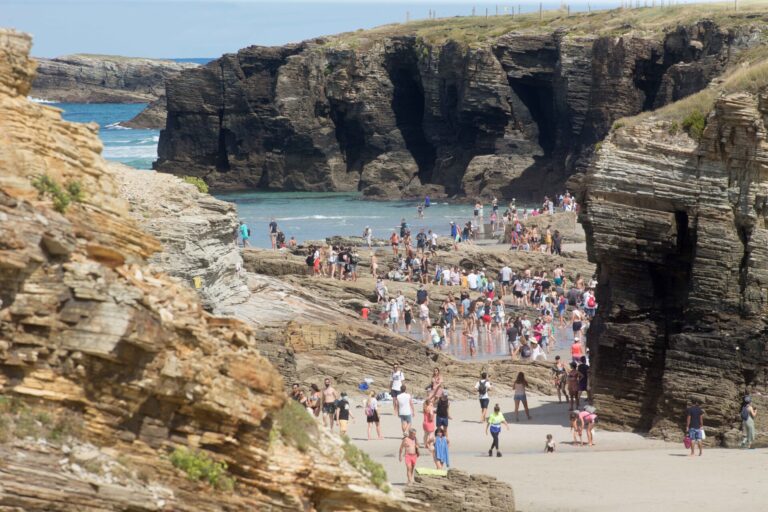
[740,396,757,449]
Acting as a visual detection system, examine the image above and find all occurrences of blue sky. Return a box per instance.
[0,0,629,58]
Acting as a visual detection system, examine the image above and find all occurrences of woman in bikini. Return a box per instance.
[422,398,436,451]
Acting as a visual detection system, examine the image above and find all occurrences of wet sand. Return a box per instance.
[344,395,766,512]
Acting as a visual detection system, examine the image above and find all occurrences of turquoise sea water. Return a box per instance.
[54,103,524,248]
[56,103,158,170]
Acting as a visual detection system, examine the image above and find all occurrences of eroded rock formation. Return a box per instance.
[31,53,197,103]
[0,28,420,510]
[578,92,768,446]
[155,19,760,199]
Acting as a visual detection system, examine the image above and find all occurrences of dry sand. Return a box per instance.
[344,393,767,511]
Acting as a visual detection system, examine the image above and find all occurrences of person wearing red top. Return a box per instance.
[361,306,370,320]
[571,337,584,364]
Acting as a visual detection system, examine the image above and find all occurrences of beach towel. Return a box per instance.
[415,468,448,477]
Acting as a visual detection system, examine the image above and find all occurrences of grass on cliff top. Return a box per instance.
[324,1,768,48]
[170,447,235,491]
[621,53,768,129]
[341,435,389,493]
[270,400,317,453]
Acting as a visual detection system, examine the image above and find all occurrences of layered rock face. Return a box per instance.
[578,93,768,445]
[31,53,197,103]
[155,20,757,199]
[0,29,420,510]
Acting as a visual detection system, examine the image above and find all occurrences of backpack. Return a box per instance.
[521,345,532,358]
[305,254,314,266]
[477,380,488,396]
[587,296,596,308]
[741,405,750,421]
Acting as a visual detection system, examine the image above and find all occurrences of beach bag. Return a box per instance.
[587,296,596,308]
[683,436,692,449]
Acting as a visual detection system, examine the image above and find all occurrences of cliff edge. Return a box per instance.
[154,7,766,200]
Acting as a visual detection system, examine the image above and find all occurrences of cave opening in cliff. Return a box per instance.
[509,81,557,155]
[216,113,232,172]
[634,52,669,111]
[385,54,437,183]
[328,102,370,174]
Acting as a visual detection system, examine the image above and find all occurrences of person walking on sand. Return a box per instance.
[335,391,353,436]
[399,428,420,484]
[365,390,383,440]
[485,404,509,457]
[544,434,556,453]
[433,427,449,468]
[552,355,568,403]
[740,396,757,449]
[686,398,705,456]
[239,221,251,248]
[422,398,436,450]
[566,362,582,411]
[435,392,451,438]
[475,372,492,423]
[390,363,405,413]
[396,384,415,435]
[363,226,372,248]
[321,378,338,431]
[513,372,532,421]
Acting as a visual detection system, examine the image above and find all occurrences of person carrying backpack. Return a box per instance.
[740,396,757,449]
[475,372,492,422]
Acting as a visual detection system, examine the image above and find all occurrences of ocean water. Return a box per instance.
[53,100,526,249]
[217,190,504,248]
[56,103,158,169]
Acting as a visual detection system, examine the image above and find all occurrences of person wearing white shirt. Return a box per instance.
[390,363,405,413]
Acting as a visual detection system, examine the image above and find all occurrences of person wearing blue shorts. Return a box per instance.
[686,398,705,456]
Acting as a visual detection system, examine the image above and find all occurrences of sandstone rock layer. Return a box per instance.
[0,28,419,511]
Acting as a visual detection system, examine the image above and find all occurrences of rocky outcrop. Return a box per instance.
[577,92,768,446]
[31,54,197,103]
[120,95,168,128]
[155,19,760,199]
[405,470,514,512]
[0,28,419,510]
[114,164,250,312]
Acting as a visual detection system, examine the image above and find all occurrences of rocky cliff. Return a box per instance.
[154,12,764,199]
[31,53,197,103]
[577,87,768,445]
[0,28,422,510]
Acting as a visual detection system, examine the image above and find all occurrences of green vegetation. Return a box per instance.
[169,447,235,491]
[611,121,625,131]
[271,400,317,453]
[31,174,85,213]
[594,141,602,152]
[0,395,83,444]
[681,110,707,140]
[322,2,767,49]
[182,176,209,194]
[341,435,389,492]
[667,121,680,135]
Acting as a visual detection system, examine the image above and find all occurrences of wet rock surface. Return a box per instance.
[155,20,758,200]
[578,92,768,446]
[31,53,197,103]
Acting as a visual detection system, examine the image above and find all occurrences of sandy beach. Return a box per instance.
[345,394,767,512]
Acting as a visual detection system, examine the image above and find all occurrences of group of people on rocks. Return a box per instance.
[304,244,362,281]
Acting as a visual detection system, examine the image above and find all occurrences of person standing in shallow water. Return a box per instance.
[239,221,250,247]
[485,403,509,457]
[685,398,705,456]
[268,217,278,250]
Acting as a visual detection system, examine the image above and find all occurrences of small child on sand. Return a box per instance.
[570,411,583,446]
[544,434,555,453]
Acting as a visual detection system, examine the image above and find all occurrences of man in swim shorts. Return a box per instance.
[322,377,338,431]
[399,427,420,484]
